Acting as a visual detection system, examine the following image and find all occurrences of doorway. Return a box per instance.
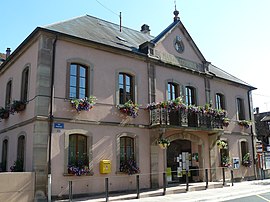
[167,139,192,183]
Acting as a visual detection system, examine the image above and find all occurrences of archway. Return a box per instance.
[166,133,204,183]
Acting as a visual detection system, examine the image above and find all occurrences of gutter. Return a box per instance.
[248,89,257,179]
[48,35,57,201]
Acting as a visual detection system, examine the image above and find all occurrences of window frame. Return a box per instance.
[215,93,226,110]
[240,140,249,162]
[1,139,8,172]
[167,82,179,101]
[21,66,30,102]
[118,72,134,104]
[116,133,139,173]
[17,135,25,171]
[185,86,196,105]
[236,98,245,120]
[68,63,89,99]
[68,134,88,167]
[5,80,12,107]
[64,129,93,175]
[120,136,135,163]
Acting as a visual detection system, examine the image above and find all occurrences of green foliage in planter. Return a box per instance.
[217,140,228,149]
[10,100,26,114]
[157,138,170,146]
[237,120,252,128]
[0,107,9,119]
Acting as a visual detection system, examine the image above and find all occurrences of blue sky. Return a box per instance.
[1,0,269,112]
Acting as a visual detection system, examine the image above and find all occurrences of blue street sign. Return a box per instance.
[54,123,64,129]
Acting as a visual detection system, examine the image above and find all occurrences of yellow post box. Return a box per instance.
[100,160,111,174]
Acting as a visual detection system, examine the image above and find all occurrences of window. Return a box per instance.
[167,82,179,100]
[17,135,25,171]
[119,136,138,174]
[120,137,135,163]
[69,63,88,99]
[237,98,245,120]
[1,139,8,172]
[68,134,88,167]
[241,141,249,161]
[185,86,196,105]
[5,80,12,107]
[119,73,134,104]
[215,93,225,110]
[21,67,29,102]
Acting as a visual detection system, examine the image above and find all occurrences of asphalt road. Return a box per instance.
[225,191,270,202]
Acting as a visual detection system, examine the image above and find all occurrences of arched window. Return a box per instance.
[241,141,249,161]
[215,93,225,110]
[5,80,12,107]
[21,67,29,102]
[1,139,8,172]
[167,82,179,100]
[185,86,196,105]
[119,73,134,104]
[69,63,89,99]
[17,135,25,171]
[237,98,245,120]
[120,136,135,163]
[68,134,88,167]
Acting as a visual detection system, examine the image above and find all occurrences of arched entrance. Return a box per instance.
[167,139,192,183]
[166,133,203,183]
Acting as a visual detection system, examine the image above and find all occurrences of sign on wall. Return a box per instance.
[233,157,240,169]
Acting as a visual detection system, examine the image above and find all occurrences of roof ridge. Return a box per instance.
[43,14,87,28]
[85,14,154,37]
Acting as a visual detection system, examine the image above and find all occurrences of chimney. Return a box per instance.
[6,48,11,58]
[141,24,150,35]
[256,107,259,114]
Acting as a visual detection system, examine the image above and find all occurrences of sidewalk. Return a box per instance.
[54,179,270,202]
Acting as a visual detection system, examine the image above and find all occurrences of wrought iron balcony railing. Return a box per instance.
[150,108,224,129]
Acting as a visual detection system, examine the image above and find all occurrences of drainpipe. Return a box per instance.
[48,35,57,202]
[247,89,257,179]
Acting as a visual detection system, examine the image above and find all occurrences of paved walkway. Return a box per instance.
[55,179,270,202]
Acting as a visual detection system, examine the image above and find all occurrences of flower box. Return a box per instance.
[0,108,9,119]
[117,100,140,118]
[237,120,251,129]
[119,159,140,175]
[70,96,96,112]
[67,165,94,176]
[10,100,26,114]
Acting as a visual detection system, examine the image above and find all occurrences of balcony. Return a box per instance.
[149,108,224,129]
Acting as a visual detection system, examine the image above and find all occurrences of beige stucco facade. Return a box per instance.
[0,15,256,200]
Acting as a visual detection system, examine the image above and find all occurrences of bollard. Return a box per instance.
[186,170,189,191]
[230,170,234,186]
[205,169,208,189]
[163,172,166,195]
[222,167,225,186]
[136,175,140,199]
[105,178,109,202]
[68,181,72,202]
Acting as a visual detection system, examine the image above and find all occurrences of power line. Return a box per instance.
[253,93,270,98]
[95,0,119,17]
